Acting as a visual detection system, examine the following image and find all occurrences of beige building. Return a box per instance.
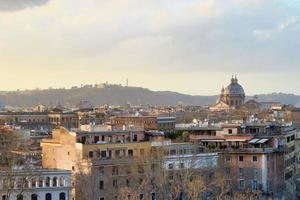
[41,128,163,200]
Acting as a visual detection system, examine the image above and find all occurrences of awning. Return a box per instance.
[256,138,270,144]
[248,138,270,144]
[248,138,260,144]
[201,139,224,142]
[226,139,247,142]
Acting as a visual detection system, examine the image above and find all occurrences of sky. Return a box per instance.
[0,0,300,95]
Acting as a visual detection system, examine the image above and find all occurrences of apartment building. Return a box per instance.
[41,128,164,200]
[220,127,296,199]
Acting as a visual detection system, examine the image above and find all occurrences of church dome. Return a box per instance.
[224,77,245,96]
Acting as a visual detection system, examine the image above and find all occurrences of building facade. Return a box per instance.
[0,169,72,200]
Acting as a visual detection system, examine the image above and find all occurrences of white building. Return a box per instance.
[162,143,218,170]
[0,169,72,200]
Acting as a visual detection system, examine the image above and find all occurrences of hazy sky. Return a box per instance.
[0,0,300,95]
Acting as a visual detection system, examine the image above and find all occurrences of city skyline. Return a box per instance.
[1,0,300,95]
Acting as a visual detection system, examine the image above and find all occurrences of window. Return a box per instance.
[46,193,52,200]
[17,195,23,200]
[291,135,295,141]
[239,168,244,177]
[179,149,184,155]
[239,156,244,162]
[101,151,107,158]
[126,179,130,186]
[24,178,29,188]
[128,149,133,157]
[31,178,37,188]
[31,194,38,200]
[94,136,99,143]
[225,156,231,162]
[2,195,7,200]
[139,178,144,184]
[113,179,118,188]
[60,176,65,187]
[170,149,176,155]
[99,197,105,200]
[112,166,119,176]
[46,177,51,187]
[139,194,144,200]
[253,156,258,162]
[39,177,43,187]
[151,193,156,200]
[89,151,94,158]
[59,193,66,200]
[228,129,233,134]
[179,163,184,169]
[239,180,245,190]
[133,134,138,142]
[53,177,58,187]
[252,180,258,191]
[99,181,104,190]
[16,178,23,188]
[168,163,174,170]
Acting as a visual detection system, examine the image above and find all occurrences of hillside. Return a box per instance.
[0,85,299,107]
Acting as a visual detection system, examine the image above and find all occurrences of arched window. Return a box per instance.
[23,178,29,188]
[45,193,52,200]
[31,178,37,188]
[59,193,66,200]
[2,195,7,200]
[59,176,65,187]
[31,194,38,200]
[17,194,23,200]
[53,177,58,187]
[46,177,51,187]
[38,177,43,187]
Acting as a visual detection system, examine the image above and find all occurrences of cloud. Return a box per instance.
[0,0,49,11]
[278,16,298,31]
[253,16,298,40]
[1,0,300,95]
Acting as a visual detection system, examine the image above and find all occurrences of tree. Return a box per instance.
[74,160,98,200]
[116,145,214,200]
[0,127,36,199]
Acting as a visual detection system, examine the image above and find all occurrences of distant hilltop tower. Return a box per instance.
[210,76,246,111]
